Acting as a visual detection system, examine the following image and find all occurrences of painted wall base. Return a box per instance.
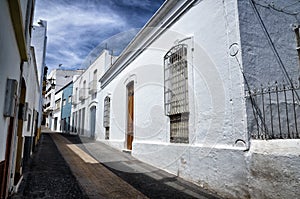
[130,141,300,199]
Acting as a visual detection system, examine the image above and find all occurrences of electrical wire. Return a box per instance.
[250,0,300,103]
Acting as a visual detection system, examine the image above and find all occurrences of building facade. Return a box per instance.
[0,0,46,198]
[71,50,116,138]
[31,20,48,140]
[91,0,300,198]
[61,82,73,133]
[43,69,84,130]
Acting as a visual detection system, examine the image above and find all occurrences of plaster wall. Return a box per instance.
[97,1,249,197]
[237,2,300,198]
[0,1,22,161]
[31,22,47,84]
[246,140,300,199]
[81,0,300,198]
[22,54,40,137]
[71,50,112,137]
[31,21,47,128]
[238,0,299,87]
[51,90,63,132]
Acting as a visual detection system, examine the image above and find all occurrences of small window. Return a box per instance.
[55,99,61,109]
[62,99,66,106]
[68,96,72,103]
[27,113,31,131]
[103,96,111,139]
[164,44,189,143]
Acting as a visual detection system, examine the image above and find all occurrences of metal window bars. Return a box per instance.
[246,79,300,139]
[103,96,111,128]
[164,44,189,143]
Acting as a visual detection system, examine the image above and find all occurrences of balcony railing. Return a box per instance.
[72,94,77,105]
[89,80,97,94]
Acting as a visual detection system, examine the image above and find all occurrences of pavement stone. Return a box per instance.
[11,130,223,199]
[61,134,222,199]
[51,133,147,199]
[11,133,87,199]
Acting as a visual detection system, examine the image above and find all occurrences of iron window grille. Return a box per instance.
[164,44,189,143]
[103,96,111,139]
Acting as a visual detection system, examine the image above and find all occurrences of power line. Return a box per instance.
[250,0,300,102]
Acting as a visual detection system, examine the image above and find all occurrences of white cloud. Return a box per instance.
[33,0,164,72]
[34,0,128,71]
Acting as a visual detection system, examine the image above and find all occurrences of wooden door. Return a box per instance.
[126,82,134,150]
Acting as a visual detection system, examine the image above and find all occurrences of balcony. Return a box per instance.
[44,104,53,113]
[89,80,97,94]
[72,94,77,105]
[79,88,85,101]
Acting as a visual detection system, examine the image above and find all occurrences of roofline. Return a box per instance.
[55,80,73,94]
[73,49,111,85]
[99,0,197,88]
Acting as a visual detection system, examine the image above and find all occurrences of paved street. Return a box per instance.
[12,133,87,199]
[13,131,221,199]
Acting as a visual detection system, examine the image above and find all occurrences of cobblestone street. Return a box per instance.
[12,133,87,199]
[12,131,221,199]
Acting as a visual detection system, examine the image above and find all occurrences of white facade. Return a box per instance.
[31,20,47,129]
[92,0,300,198]
[0,0,42,197]
[22,47,41,137]
[51,89,63,132]
[71,50,115,137]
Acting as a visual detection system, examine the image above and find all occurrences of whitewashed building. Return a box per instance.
[71,50,116,138]
[12,47,41,185]
[0,0,45,197]
[44,69,84,131]
[93,0,300,198]
[31,20,48,137]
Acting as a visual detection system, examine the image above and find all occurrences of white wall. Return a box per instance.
[72,50,113,137]
[0,1,22,161]
[22,50,40,137]
[96,0,249,198]
[51,90,63,132]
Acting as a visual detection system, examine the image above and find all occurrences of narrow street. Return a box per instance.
[12,129,221,199]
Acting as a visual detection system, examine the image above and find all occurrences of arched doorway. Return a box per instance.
[90,106,96,139]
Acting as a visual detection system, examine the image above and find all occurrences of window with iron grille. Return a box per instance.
[103,96,111,139]
[164,44,189,143]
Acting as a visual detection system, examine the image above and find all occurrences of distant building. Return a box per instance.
[61,82,73,133]
[43,69,84,131]
[71,50,116,138]
[31,20,48,139]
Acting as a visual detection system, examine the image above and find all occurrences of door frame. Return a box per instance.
[126,81,134,150]
[90,106,96,139]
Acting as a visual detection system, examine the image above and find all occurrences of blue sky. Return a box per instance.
[34,0,165,72]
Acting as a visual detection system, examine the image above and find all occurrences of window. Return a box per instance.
[27,113,31,131]
[82,108,85,135]
[68,96,72,103]
[103,96,111,139]
[164,44,189,143]
[55,99,61,109]
[62,99,66,106]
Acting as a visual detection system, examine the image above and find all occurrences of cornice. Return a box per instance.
[99,0,198,89]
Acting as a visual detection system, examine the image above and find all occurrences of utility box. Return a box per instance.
[3,79,18,117]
